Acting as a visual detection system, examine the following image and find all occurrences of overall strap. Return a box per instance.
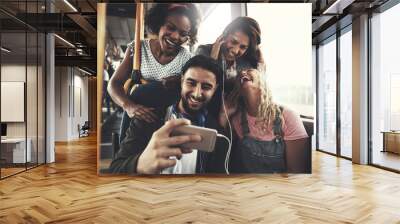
[272,106,284,138]
[240,101,251,136]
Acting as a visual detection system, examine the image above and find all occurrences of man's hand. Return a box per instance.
[136,119,201,174]
[210,35,225,60]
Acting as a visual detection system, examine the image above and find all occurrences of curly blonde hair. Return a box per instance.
[229,69,283,130]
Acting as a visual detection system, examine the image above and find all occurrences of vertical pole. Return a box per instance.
[97,3,107,175]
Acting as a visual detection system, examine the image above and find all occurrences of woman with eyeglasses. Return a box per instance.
[108,3,201,125]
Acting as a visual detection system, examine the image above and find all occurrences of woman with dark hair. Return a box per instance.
[195,16,265,116]
[108,3,201,124]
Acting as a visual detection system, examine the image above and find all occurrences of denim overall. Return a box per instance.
[238,106,286,173]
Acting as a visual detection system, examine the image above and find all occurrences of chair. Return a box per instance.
[99,132,120,174]
[301,116,314,173]
[78,121,90,138]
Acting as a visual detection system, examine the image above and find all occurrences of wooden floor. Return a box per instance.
[1,135,400,223]
[1,167,26,178]
[1,163,45,178]
[372,150,400,171]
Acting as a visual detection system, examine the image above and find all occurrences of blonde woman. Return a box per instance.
[220,68,309,173]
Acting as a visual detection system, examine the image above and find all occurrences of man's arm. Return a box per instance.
[110,118,202,175]
[108,118,158,174]
[136,119,202,174]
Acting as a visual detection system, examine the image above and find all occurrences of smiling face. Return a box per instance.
[158,14,191,56]
[179,67,218,115]
[238,68,262,96]
[222,30,249,62]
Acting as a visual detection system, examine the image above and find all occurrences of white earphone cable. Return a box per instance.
[221,57,232,175]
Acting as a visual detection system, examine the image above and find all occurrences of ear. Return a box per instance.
[181,75,185,84]
[187,36,192,44]
[222,30,228,39]
[182,37,190,46]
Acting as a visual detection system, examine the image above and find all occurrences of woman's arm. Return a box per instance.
[280,108,311,173]
[107,46,158,122]
[210,35,225,60]
[285,138,311,173]
[107,46,133,110]
[195,35,224,60]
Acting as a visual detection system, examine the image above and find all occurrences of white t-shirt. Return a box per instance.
[161,150,198,174]
[161,106,198,174]
[103,69,109,81]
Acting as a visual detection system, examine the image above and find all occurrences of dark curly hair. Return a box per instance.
[145,3,201,46]
[223,17,262,68]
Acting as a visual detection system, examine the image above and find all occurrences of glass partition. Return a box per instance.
[0,19,28,178]
[317,35,337,155]
[38,32,45,165]
[0,0,46,179]
[339,27,352,158]
[27,31,38,169]
[370,3,400,171]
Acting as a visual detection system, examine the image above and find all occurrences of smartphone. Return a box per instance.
[170,125,217,152]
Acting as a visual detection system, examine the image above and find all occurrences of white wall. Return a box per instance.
[1,65,26,139]
[1,63,46,164]
[54,67,89,141]
[196,4,233,47]
[1,65,43,137]
[75,74,89,121]
[247,3,313,116]
[54,66,68,141]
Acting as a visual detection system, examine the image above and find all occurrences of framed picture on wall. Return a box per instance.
[97,3,313,176]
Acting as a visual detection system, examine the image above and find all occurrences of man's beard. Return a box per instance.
[181,94,206,115]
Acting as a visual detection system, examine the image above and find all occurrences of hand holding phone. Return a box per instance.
[137,119,200,174]
[171,125,217,152]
